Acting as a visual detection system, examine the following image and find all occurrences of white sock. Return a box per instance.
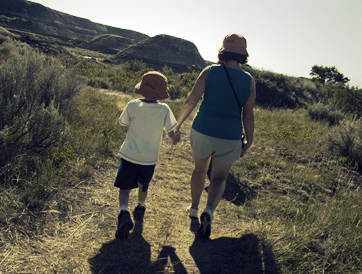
[138,200,146,207]
[120,205,128,211]
[206,206,214,214]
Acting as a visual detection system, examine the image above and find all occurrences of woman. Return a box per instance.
[174,34,256,237]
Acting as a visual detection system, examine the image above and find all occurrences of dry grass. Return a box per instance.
[0,99,270,274]
[1,92,362,274]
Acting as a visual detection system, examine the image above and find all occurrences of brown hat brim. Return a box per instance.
[135,82,169,101]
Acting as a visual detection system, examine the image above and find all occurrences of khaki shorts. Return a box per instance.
[190,128,243,164]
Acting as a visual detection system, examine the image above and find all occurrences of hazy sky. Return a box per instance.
[30,0,362,86]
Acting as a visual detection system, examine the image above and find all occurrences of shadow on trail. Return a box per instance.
[89,221,187,274]
[206,159,257,206]
[206,161,257,206]
[222,172,257,206]
[88,221,151,274]
[189,233,280,274]
[153,246,188,274]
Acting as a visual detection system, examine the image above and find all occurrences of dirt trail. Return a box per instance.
[1,100,279,274]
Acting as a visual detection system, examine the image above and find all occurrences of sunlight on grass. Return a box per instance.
[1,34,362,273]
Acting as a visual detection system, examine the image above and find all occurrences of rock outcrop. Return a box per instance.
[0,0,149,45]
[111,35,207,72]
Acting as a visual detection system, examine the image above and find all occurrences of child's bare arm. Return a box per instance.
[167,131,178,145]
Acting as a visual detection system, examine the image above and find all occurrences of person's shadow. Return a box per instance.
[207,159,257,206]
[222,172,257,205]
[89,221,151,274]
[89,221,188,274]
[189,233,281,274]
[152,245,188,274]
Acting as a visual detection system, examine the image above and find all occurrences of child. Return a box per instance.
[114,71,179,239]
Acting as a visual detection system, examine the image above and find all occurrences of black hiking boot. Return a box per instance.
[133,205,146,221]
[115,210,134,239]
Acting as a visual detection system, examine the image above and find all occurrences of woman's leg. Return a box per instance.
[207,160,232,210]
[191,156,211,207]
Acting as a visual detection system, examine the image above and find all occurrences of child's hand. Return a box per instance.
[167,131,178,145]
[175,130,181,143]
[170,138,178,145]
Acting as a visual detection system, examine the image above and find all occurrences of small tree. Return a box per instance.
[310,65,350,85]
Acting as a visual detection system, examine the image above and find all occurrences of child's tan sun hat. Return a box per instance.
[218,33,248,55]
[135,71,169,100]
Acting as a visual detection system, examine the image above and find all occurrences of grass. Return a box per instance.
[2,90,362,273]
[1,35,362,273]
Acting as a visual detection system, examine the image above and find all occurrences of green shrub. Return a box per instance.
[254,74,297,108]
[326,86,362,118]
[123,59,148,72]
[87,76,110,89]
[60,55,199,99]
[307,102,345,125]
[60,57,109,77]
[108,60,150,92]
[242,65,325,108]
[0,35,81,213]
[329,117,362,170]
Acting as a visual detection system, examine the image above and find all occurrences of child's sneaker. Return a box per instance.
[187,205,199,218]
[115,210,134,239]
[197,206,213,238]
[133,205,146,221]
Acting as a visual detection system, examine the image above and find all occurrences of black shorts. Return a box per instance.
[114,158,155,191]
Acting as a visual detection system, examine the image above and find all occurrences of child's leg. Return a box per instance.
[138,182,148,205]
[133,164,154,221]
[116,188,134,239]
[133,183,148,221]
[119,189,131,211]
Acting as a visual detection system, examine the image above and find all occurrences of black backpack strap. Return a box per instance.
[223,65,245,144]
[223,65,242,112]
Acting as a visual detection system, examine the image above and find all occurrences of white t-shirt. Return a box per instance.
[118,99,177,165]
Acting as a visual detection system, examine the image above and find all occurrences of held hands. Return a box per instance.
[175,128,181,143]
[168,128,181,145]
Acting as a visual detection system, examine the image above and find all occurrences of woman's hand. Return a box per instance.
[240,141,252,157]
[174,126,182,143]
[168,130,179,145]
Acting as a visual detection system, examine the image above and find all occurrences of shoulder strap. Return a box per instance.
[223,65,242,111]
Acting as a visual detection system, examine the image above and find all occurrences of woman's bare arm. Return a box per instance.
[174,67,210,135]
[241,76,256,156]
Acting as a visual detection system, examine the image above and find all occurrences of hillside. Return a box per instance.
[79,34,138,55]
[0,0,148,46]
[0,0,209,73]
[110,34,208,72]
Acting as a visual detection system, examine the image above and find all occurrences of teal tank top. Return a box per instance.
[192,65,251,140]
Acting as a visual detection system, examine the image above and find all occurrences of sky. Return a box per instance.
[30,0,362,87]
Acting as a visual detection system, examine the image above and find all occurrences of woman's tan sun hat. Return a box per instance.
[219,33,248,55]
[135,71,169,100]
